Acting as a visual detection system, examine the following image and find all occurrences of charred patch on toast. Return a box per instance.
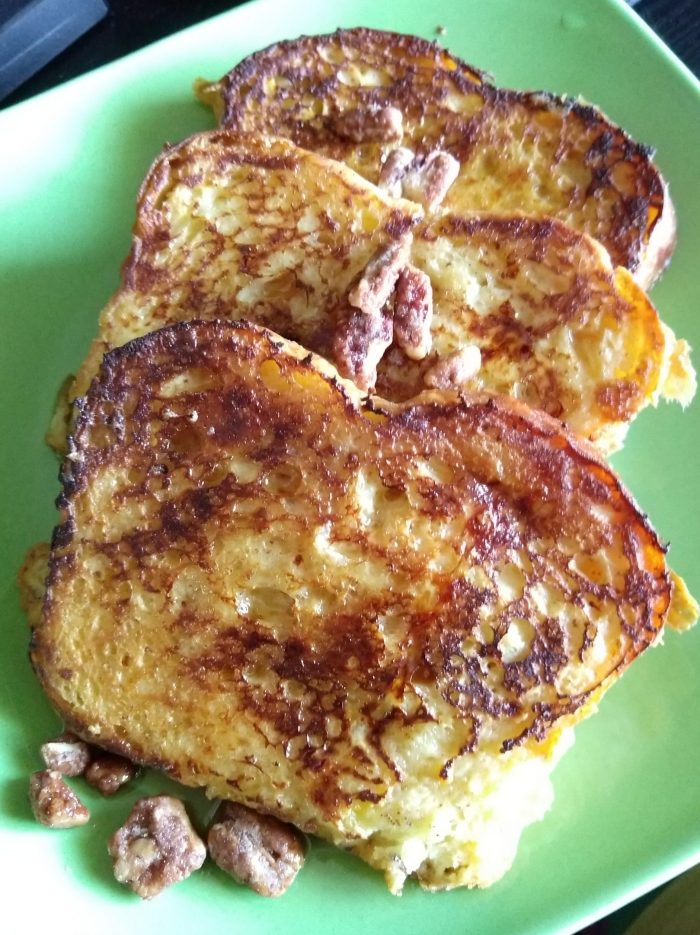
[203,27,671,280]
[34,321,672,824]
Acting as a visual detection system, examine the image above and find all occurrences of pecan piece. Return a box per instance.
[29,770,90,828]
[40,732,91,777]
[329,105,403,143]
[348,233,413,316]
[208,802,305,897]
[402,151,460,211]
[332,306,393,392]
[393,265,433,360]
[85,753,139,796]
[108,795,206,899]
[424,346,482,389]
[377,147,415,197]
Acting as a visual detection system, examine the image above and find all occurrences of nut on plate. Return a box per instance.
[108,795,206,899]
[208,802,305,896]
[40,732,91,776]
[29,770,90,828]
[85,753,139,795]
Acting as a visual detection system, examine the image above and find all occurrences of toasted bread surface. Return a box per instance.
[197,28,674,286]
[33,320,686,891]
[71,131,420,398]
[69,131,692,453]
[383,215,676,450]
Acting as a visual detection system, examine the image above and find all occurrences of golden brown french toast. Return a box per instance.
[196,28,675,287]
[32,320,696,893]
[70,132,421,400]
[380,214,692,451]
[67,131,694,454]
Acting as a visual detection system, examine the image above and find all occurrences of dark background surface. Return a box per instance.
[1,0,698,932]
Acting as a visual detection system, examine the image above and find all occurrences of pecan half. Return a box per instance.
[40,732,91,777]
[393,265,433,360]
[424,346,482,389]
[329,105,403,143]
[29,770,90,828]
[85,753,139,796]
[108,796,206,899]
[332,306,393,392]
[208,802,305,897]
[402,151,460,210]
[348,233,413,316]
[377,147,415,197]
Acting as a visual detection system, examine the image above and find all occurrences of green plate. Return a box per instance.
[1,0,699,932]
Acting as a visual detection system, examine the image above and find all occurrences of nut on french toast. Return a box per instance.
[66,131,694,454]
[70,132,421,400]
[196,27,675,287]
[382,214,694,451]
[31,320,697,893]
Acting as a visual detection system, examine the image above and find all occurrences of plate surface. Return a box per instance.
[1,1,699,932]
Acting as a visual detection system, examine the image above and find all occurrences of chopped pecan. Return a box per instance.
[348,233,413,316]
[85,753,139,796]
[402,151,460,211]
[332,306,393,392]
[208,802,305,897]
[377,147,415,198]
[108,795,206,899]
[329,105,403,143]
[393,265,433,360]
[424,346,482,389]
[40,732,91,777]
[29,770,90,828]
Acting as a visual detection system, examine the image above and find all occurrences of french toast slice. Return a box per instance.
[69,131,421,401]
[67,131,693,454]
[379,214,692,451]
[196,28,675,288]
[32,319,696,893]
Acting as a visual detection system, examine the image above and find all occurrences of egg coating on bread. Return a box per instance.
[67,132,693,455]
[32,320,692,892]
[198,27,675,287]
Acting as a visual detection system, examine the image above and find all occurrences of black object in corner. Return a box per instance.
[0,0,108,101]
[636,0,700,77]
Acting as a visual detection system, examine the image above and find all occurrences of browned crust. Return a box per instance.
[378,214,668,433]
[207,27,672,280]
[633,183,677,289]
[32,321,672,801]
[65,128,673,453]
[67,130,420,403]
